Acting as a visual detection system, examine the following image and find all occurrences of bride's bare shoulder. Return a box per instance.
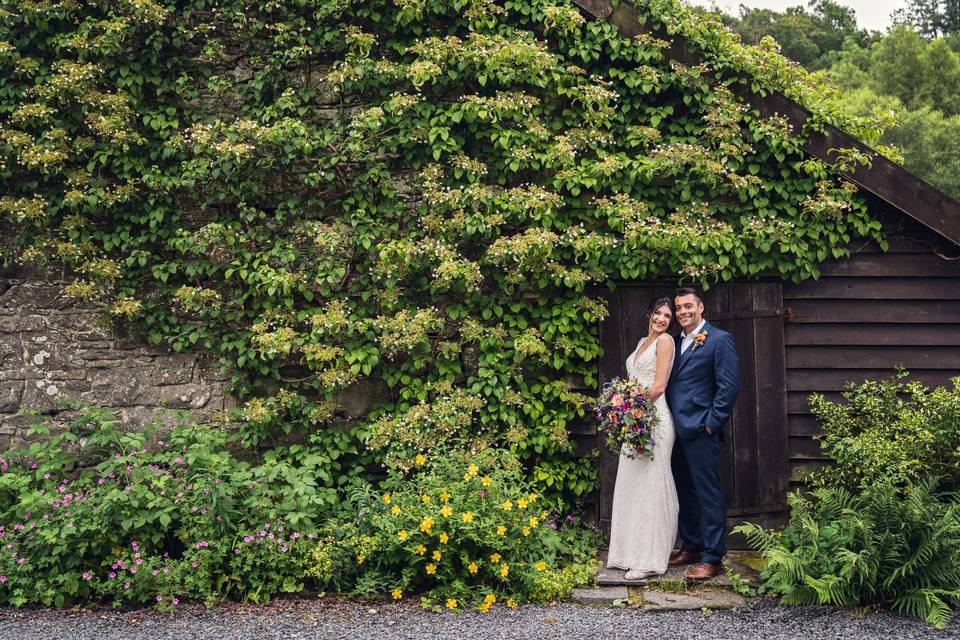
[656,333,675,350]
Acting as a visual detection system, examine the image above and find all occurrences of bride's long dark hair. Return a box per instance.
[647,296,673,323]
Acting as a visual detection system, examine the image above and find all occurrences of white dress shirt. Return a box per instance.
[680,319,706,354]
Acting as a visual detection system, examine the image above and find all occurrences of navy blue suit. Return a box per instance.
[665,321,740,564]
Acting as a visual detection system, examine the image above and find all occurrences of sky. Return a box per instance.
[688,0,907,32]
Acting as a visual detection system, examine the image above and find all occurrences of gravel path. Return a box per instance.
[0,596,957,640]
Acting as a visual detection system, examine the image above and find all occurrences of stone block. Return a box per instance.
[21,378,90,412]
[0,381,23,413]
[0,334,21,369]
[153,383,213,409]
[83,367,151,407]
[0,413,49,437]
[10,283,75,311]
[571,587,628,606]
[152,355,196,385]
[22,335,67,371]
[0,315,46,332]
[640,589,745,612]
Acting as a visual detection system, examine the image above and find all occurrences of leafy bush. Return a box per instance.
[305,448,600,611]
[738,373,960,628]
[0,406,316,608]
[808,373,960,491]
[735,481,960,628]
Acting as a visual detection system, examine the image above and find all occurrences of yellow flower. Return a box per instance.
[382,493,391,504]
[433,550,442,561]
[500,564,509,577]
[507,598,518,609]
[392,589,403,600]
[468,562,479,574]
[497,525,507,536]
[529,517,539,527]
[483,594,496,605]
[500,500,513,511]
[420,516,434,533]
[535,561,546,571]
[528,493,537,503]
[490,553,501,564]
[517,498,528,509]
[356,554,366,564]
[415,453,426,466]
[446,598,457,610]
[463,472,471,481]
[390,505,401,516]
[439,532,449,544]
[439,505,453,518]
[462,512,474,523]
[522,526,531,537]
[416,544,426,555]
[397,530,408,541]
[480,475,492,487]
[426,563,437,575]
[421,494,431,504]
[468,463,479,476]
[478,602,492,613]
[439,491,450,503]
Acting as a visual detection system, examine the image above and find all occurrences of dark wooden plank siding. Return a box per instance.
[783,224,960,486]
[597,287,623,529]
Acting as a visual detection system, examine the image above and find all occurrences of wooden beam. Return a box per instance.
[570,0,960,248]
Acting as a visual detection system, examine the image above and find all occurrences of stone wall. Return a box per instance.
[0,265,231,447]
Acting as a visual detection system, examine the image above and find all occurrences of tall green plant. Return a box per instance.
[735,481,960,628]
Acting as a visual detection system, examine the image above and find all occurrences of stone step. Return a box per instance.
[570,586,629,606]
[594,550,760,589]
[639,588,746,611]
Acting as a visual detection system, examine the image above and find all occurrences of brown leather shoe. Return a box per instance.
[667,550,702,567]
[684,562,724,581]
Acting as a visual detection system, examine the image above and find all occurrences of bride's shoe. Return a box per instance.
[624,568,657,581]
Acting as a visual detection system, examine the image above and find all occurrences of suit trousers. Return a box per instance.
[671,429,726,565]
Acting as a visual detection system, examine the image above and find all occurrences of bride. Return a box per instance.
[606,297,679,580]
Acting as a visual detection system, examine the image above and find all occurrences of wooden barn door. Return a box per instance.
[598,282,790,542]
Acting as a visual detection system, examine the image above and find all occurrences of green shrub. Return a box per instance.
[739,374,960,627]
[809,372,960,491]
[736,481,960,628]
[0,406,314,608]
[304,448,600,611]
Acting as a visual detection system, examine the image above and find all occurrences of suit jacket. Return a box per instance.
[666,321,740,440]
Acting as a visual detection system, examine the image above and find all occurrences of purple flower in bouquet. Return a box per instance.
[594,377,659,460]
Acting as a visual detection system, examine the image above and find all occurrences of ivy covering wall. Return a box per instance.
[1,0,886,508]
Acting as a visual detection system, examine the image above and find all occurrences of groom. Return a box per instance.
[665,287,740,580]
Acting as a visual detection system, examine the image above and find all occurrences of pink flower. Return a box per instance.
[109,572,116,579]
[156,595,162,602]
[82,572,92,581]
[0,576,7,583]
[191,562,198,568]
[172,598,179,606]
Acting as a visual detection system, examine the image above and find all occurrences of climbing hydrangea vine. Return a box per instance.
[0,0,884,506]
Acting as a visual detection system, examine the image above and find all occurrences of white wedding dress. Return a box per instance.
[606,339,679,575]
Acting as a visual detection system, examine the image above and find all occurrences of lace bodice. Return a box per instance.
[626,340,659,387]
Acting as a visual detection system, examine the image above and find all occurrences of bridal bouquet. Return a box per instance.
[594,377,659,460]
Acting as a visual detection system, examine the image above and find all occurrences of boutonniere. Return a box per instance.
[691,330,708,351]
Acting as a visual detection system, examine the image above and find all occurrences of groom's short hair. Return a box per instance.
[674,286,703,304]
